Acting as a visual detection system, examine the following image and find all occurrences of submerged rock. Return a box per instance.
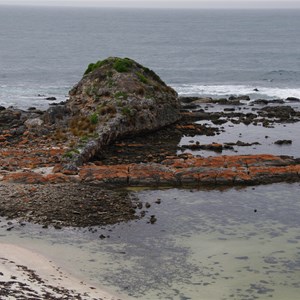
[274,139,292,145]
[66,57,181,165]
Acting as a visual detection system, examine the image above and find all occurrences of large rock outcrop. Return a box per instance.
[66,57,181,165]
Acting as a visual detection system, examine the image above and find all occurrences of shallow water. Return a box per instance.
[1,183,300,300]
[179,102,300,158]
[180,120,300,158]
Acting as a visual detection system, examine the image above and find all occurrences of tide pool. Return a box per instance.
[1,182,299,300]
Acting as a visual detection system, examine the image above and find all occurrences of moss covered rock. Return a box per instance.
[66,57,181,165]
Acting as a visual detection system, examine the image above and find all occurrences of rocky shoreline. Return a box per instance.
[0,96,299,228]
[0,58,300,229]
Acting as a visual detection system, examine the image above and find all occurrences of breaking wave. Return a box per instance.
[172,84,300,100]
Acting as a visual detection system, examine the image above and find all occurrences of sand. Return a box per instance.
[0,243,122,300]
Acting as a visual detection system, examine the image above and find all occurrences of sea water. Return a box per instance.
[1,183,300,300]
[0,7,300,109]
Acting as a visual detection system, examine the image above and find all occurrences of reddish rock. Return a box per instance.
[74,154,300,186]
[128,163,176,186]
[79,164,129,184]
[45,173,76,183]
[3,172,47,184]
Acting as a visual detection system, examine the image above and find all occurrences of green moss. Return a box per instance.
[113,58,133,73]
[142,66,164,85]
[136,72,148,84]
[107,78,114,88]
[63,149,80,159]
[121,106,130,116]
[85,85,97,96]
[84,59,106,75]
[107,70,113,78]
[80,135,89,143]
[114,91,128,100]
[89,112,99,125]
[116,99,123,107]
[121,106,135,118]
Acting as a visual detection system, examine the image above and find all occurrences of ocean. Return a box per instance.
[0,6,300,109]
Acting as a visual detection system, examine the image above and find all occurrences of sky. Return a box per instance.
[0,0,299,9]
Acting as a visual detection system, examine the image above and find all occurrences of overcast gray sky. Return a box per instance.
[0,0,299,9]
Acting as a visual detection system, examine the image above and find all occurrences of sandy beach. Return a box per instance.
[0,243,121,300]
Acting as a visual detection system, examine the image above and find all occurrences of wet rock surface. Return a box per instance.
[0,183,139,227]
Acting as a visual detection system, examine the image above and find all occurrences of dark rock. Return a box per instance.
[286,97,300,102]
[45,97,57,101]
[274,139,292,145]
[252,99,269,105]
[235,256,249,260]
[252,99,284,105]
[228,95,250,101]
[0,106,6,111]
[43,105,70,125]
[211,118,227,125]
[0,109,22,128]
[215,98,242,105]
[179,96,201,103]
[268,99,285,104]
[150,215,157,224]
[253,88,259,92]
[235,140,261,147]
[259,105,297,121]
[181,103,199,110]
[182,142,233,152]
[49,101,67,106]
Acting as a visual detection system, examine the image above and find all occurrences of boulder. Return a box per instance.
[0,109,22,128]
[43,105,70,125]
[66,57,181,165]
[286,97,300,102]
[24,118,43,129]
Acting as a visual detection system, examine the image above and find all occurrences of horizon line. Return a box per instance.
[1,3,300,10]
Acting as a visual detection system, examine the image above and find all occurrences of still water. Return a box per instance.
[1,182,300,300]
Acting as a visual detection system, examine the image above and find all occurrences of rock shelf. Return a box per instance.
[1,154,299,187]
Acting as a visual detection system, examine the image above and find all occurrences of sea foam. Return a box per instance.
[172,84,300,100]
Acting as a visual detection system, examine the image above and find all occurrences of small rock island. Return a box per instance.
[66,57,181,165]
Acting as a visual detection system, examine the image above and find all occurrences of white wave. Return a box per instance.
[171,84,300,100]
[0,84,69,109]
